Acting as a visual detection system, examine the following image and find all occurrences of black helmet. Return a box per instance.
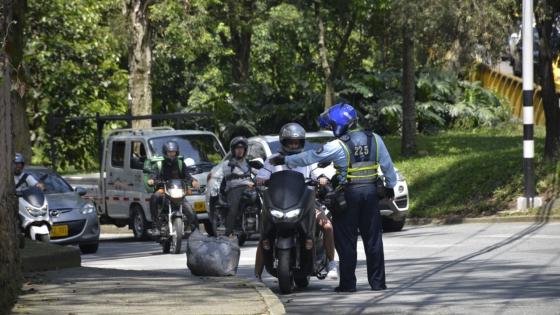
[14,153,25,164]
[279,123,306,155]
[229,136,248,158]
[162,141,180,159]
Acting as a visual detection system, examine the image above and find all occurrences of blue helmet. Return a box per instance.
[317,103,357,137]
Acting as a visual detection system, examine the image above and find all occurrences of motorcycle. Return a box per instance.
[259,169,329,294]
[210,160,263,246]
[155,179,191,254]
[17,184,51,243]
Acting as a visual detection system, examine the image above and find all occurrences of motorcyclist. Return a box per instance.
[221,136,254,240]
[14,153,43,191]
[254,123,339,281]
[145,141,200,235]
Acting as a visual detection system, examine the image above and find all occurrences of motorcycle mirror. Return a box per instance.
[249,158,264,170]
[75,187,87,196]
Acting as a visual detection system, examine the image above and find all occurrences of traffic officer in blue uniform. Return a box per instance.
[270,103,397,292]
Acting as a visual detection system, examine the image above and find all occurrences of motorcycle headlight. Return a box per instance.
[81,203,96,215]
[26,206,47,217]
[168,188,185,199]
[284,208,301,219]
[270,210,284,219]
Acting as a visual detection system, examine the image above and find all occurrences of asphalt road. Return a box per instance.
[84,221,560,315]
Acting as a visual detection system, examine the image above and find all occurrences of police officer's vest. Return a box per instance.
[143,156,185,192]
[336,130,379,184]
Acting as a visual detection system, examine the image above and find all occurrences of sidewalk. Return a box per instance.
[14,241,285,315]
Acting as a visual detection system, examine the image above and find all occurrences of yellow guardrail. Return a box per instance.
[470,63,545,125]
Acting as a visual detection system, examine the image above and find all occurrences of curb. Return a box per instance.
[236,278,286,315]
[406,215,560,226]
[21,240,81,272]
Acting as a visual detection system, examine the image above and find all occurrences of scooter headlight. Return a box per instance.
[81,203,96,215]
[168,188,185,199]
[284,208,301,219]
[26,206,47,217]
[270,210,284,219]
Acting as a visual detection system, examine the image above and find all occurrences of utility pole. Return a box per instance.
[518,0,542,210]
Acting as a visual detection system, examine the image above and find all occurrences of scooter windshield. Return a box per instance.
[268,170,306,210]
[22,186,45,208]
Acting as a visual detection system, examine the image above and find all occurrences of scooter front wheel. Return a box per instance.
[277,249,293,294]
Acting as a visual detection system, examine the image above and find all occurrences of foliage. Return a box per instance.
[25,0,128,170]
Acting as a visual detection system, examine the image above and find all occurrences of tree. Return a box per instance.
[4,0,30,159]
[1,1,22,312]
[401,7,416,155]
[535,0,560,160]
[125,0,155,129]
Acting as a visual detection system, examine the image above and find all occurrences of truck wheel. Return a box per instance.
[277,249,293,294]
[131,206,148,240]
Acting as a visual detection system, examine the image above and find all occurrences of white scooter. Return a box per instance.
[17,185,51,242]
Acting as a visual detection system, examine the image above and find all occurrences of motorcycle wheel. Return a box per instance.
[37,233,50,243]
[277,249,293,294]
[294,275,310,288]
[170,218,184,254]
[238,232,247,247]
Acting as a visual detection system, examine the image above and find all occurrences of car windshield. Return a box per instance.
[267,136,333,153]
[148,134,225,171]
[25,170,73,194]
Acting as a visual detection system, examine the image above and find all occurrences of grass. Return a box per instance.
[383,123,558,218]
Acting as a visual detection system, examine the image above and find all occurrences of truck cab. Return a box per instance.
[98,127,225,239]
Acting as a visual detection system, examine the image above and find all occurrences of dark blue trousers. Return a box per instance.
[333,184,386,290]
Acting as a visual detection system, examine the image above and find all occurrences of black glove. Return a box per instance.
[269,154,285,166]
[385,187,395,200]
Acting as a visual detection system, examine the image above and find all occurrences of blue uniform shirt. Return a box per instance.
[285,132,398,188]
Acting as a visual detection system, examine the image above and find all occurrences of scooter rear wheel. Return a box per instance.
[277,249,293,294]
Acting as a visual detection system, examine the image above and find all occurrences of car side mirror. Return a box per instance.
[249,158,264,170]
[75,187,87,196]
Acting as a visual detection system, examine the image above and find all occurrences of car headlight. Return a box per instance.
[284,209,301,219]
[270,210,284,219]
[81,203,96,215]
[27,206,47,217]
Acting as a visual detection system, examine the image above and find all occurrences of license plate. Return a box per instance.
[50,225,69,237]
[194,201,206,213]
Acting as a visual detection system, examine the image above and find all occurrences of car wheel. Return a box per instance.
[382,216,406,232]
[131,206,148,240]
[79,243,99,254]
[36,233,50,243]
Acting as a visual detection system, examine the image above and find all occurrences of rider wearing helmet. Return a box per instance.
[145,141,200,235]
[13,153,41,191]
[221,136,254,239]
[270,104,397,292]
[254,122,339,281]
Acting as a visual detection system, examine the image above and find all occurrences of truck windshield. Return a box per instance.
[148,134,225,169]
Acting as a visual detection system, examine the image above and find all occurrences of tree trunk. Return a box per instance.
[230,26,251,84]
[401,21,417,156]
[126,0,153,129]
[1,2,22,313]
[314,0,335,110]
[4,0,30,160]
[536,9,560,160]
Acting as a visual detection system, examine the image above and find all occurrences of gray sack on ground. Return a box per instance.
[186,230,241,276]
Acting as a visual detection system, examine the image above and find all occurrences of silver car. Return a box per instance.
[25,167,100,253]
[207,131,409,231]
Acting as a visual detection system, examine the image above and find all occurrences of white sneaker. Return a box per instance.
[326,260,338,280]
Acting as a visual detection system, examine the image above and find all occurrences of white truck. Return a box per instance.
[64,127,226,239]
